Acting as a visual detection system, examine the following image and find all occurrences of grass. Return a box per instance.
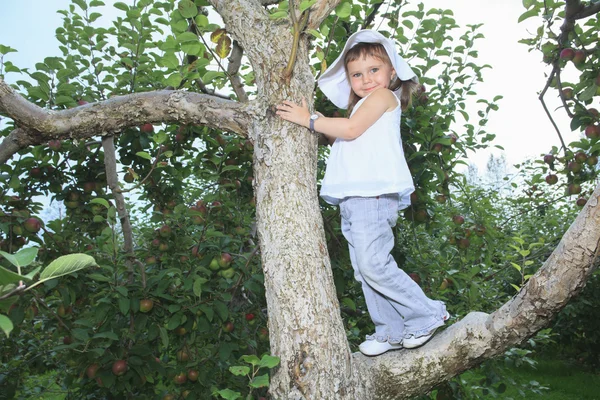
[458,357,600,399]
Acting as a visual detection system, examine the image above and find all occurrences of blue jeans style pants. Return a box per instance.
[340,193,447,343]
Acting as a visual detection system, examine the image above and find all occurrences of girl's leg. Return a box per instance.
[342,215,404,343]
[341,194,447,340]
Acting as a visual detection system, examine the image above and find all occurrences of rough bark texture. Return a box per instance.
[0,79,256,164]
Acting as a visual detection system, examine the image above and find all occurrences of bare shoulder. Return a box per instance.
[362,88,398,111]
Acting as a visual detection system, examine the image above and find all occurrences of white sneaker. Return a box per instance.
[359,338,403,356]
[403,312,450,349]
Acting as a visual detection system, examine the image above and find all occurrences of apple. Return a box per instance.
[568,161,582,173]
[575,152,587,163]
[439,278,451,290]
[211,200,222,209]
[12,225,23,235]
[159,224,172,238]
[572,50,586,66]
[587,155,598,166]
[176,349,190,362]
[435,194,447,204]
[576,197,587,207]
[431,143,443,153]
[543,154,555,164]
[222,321,234,333]
[146,256,157,265]
[30,167,43,179]
[63,336,73,345]
[452,215,465,225]
[218,252,233,268]
[140,123,154,133]
[182,390,191,399]
[124,172,134,183]
[86,363,99,379]
[408,273,421,285]
[567,183,582,195]
[140,299,154,313]
[475,224,486,236]
[562,88,574,100]
[457,238,470,249]
[187,369,199,381]
[112,360,127,376]
[258,327,269,341]
[220,267,235,279]
[245,313,255,321]
[545,174,558,185]
[413,209,428,223]
[48,140,62,151]
[23,217,42,233]
[175,133,186,143]
[585,125,600,139]
[158,242,169,252]
[174,373,187,384]
[216,134,227,147]
[559,48,575,60]
[175,326,187,336]
[209,258,221,271]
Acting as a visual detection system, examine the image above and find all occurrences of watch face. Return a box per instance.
[310,114,318,120]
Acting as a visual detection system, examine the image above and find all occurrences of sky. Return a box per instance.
[0,0,584,174]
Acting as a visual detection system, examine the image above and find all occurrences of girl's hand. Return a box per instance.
[276,98,310,128]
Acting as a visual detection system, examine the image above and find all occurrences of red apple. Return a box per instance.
[543,154,555,164]
[222,321,234,333]
[568,161,582,173]
[112,360,127,376]
[159,224,172,238]
[245,313,255,321]
[572,50,586,66]
[576,197,587,207]
[408,273,421,285]
[559,48,575,60]
[140,123,154,133]
[140,299,154,313]
[457,238,470,249]
[452,215,465,225]
[585,125,600,139]
[30,167,43,179]
[173,373,187,384]
[77,99,88,106]
[187,369,199,382]
[86,363,99,379]
[218,252,233,268]
[23,217,42,233]
[176,349,190,362]
[587,155,598,166]
[48,140,62,151]
[567,183,582,195]
[545,174,558,185]
[575,152,587,163]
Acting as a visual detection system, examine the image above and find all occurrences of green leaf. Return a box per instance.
[249,373,269,388]
[165,73,183,88]
[114,2,129,11]
[161,52,180,69]
[136,151,152,160]
[213,300,228,321]
[269,11,287,20]
[38,254,96,281]
[90,198,110,208]
[335,1,352,18]
[579,85,597,102]
[118,297,130,315]
[215,389,241,400]
[241,354,260,366]
[299,0,316,12]
[193,276,207,297]
[177,31,199,43]
[93,331,119,340]
[228,365,250,376]
[518,8,538,23]
[2,247,38,268]
[0,44,17,55]
[0,314,14,337]
[159,326,169,348]
[0,265,26,285]
[178,0,198,18]
[258,355,280,369]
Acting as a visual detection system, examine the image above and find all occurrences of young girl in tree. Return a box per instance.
[276,30,449,356]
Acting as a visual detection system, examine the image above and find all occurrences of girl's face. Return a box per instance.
[346,54,395,99]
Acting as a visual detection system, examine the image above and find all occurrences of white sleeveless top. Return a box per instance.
[320,93,414,209]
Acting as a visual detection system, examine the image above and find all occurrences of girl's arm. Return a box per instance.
[276,88,397,140]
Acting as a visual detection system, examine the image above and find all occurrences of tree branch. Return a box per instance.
[0,78,258,165]
[307,0,343,30]
[352,181,600,398]
[227,40,249,102]
[575,1,600,19]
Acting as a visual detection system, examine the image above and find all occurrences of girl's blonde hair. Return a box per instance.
[343,42,419,115]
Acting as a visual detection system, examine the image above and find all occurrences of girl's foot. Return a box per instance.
[403,312,450,349]
[359,336,403,356]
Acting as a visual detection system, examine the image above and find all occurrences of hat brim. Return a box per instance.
[317,30,418,109]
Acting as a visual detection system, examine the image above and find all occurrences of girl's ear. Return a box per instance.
[390,68,396,80]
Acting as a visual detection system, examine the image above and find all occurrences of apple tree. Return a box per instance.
[1,0,600,399]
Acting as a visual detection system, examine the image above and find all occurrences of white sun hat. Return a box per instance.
[317,29,418,109]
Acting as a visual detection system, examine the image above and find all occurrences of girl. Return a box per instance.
[276,30,449,356]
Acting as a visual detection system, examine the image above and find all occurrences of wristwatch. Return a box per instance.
[309,113,320,132]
